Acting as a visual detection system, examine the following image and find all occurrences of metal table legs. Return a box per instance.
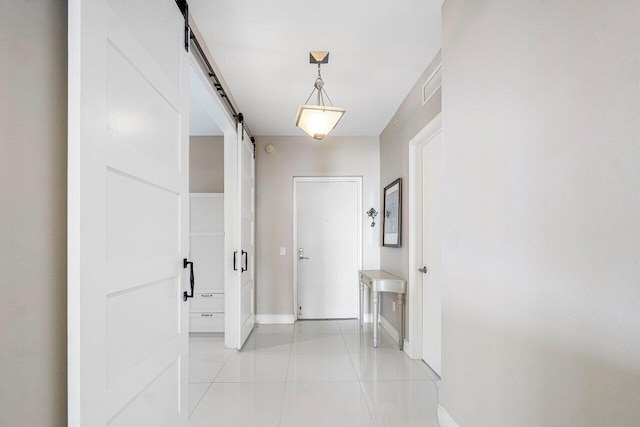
[359,281,364,329]
[372,290,379,347]
[397,293,405,351]
[359,280,405,350]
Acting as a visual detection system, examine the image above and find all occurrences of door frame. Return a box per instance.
[407,113,442,359]
[189,53,241,349]
[292,176,363,321]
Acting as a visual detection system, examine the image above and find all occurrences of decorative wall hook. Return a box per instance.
[366,208,379,227]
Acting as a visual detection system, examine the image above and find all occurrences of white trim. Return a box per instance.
[422,63,442,106]
[190,232,224,238]
[189,193,224,198]
[403,338,411,355]
[438,405,460,427]
[67,1,81,422]
[292,176,363,321]
[407,113,442,360]
[255,314,295,325]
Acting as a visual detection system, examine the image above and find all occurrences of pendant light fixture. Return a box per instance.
[295,51,346,140]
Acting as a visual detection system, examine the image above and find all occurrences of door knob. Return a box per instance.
[298,248,309,261]
[418,266,427,274]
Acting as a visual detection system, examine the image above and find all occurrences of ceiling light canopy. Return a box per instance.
[295,51,346,140]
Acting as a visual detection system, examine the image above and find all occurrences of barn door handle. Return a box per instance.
[241,250,248,272]
[183,258,195,301]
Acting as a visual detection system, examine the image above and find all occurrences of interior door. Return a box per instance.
[421,133,443,375]
[68,1,190,425]
[296,179,360,319]
[238,124,255,347]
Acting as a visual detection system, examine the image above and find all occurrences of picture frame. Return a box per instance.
[382,178,402,247]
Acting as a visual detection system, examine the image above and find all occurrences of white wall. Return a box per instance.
[0,0,67,425]
[441,0,640,425]
[255,136,380,317]
[379,52,442,336]
[190,135,224,193]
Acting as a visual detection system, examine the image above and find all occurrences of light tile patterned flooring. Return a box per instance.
[189,320,440,426]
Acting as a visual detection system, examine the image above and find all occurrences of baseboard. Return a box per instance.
[255,314,295,324]
[403,339,412,356]
[438,405,460,427]
[379,315,399,341]
[379,315,414,358]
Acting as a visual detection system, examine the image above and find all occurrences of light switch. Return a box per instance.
[280,247,286,256]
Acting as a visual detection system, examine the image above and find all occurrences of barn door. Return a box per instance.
[237,123,255,347]
[68,0,190,425]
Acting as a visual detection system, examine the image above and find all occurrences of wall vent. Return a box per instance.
[422,63,442,106]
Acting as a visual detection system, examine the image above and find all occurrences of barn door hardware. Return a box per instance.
[241,250,248,272]
[174,0,189,52]
[183,258,195,301]
[178,3,256,143]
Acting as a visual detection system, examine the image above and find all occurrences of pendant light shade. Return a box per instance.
[294,51,346,140]
[295,105,346,140]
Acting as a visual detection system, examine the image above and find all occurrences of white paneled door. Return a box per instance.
[238,124,255,347]
[421,133,443,376]
[68,0,190,425]
[295,178,362,319]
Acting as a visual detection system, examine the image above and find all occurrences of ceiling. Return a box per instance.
[190,92,224,136]
[189,0,442,136]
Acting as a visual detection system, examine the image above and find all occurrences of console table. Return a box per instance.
[359,270,407,350]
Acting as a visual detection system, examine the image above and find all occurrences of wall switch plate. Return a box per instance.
[280,247,286,256]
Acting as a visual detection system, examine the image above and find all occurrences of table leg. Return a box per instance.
[359,281,364,328]
[372,291,379,348]
[398,294,405,351]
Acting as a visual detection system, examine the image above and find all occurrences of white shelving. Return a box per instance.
[190,193,224,333]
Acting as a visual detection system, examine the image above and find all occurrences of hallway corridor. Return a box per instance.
[189,320,440,426]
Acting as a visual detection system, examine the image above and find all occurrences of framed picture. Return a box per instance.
[383,178,402,247]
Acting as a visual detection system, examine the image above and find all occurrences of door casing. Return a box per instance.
[407,113,442,359]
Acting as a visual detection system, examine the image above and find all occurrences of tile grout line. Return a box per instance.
[189,381,214,417]
[340,321,378,426]
[188,336,235,419]
[209,347,235,384]
[277,329,295,426]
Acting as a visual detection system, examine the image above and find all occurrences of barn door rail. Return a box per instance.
[174,0,255,142]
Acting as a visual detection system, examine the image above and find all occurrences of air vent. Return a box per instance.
[422,63,442,106]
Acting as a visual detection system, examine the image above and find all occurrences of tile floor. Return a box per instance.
[189,320,440,426]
